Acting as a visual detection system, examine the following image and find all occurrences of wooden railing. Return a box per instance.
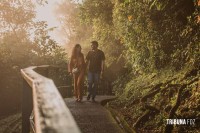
[21,65,80,133]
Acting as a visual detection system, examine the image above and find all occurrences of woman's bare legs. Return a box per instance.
[77,71,85,101]
[73,74,78,101]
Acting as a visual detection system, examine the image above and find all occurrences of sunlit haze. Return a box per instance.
[35,0,65,45]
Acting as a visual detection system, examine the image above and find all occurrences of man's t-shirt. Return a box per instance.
[86,49,105,73]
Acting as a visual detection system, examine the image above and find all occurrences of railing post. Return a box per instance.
[22,79,33,133]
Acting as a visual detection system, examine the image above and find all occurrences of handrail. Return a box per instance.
[21,65,80,133]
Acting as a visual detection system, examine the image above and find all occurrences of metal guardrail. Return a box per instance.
[21,65,80,133]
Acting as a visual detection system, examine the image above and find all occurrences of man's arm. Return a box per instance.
[100,60,105,79]
[100,51,105,78]
[101,60,105,73]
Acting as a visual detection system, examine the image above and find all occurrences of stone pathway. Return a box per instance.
[65,96,124,133]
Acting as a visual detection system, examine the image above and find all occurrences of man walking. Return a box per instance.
[86,41,105,102]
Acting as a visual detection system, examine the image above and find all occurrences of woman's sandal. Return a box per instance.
[77,98,82,102]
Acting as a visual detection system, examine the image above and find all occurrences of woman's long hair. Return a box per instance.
[71,44,82,59]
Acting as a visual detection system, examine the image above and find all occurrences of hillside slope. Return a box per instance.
[109,67,199,133]
[0,113,21,133]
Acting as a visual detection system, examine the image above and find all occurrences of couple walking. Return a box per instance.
[69,41,105,102]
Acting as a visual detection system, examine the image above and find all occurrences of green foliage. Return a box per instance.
[112,0,199,72]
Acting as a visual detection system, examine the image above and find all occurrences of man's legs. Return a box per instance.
[87,72,93,100]
[92,72,100,100]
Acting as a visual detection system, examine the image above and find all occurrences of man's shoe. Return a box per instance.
[92,98,96,102]
[87,95,90,101]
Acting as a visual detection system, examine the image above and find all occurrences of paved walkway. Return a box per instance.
[64,96,124,133]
